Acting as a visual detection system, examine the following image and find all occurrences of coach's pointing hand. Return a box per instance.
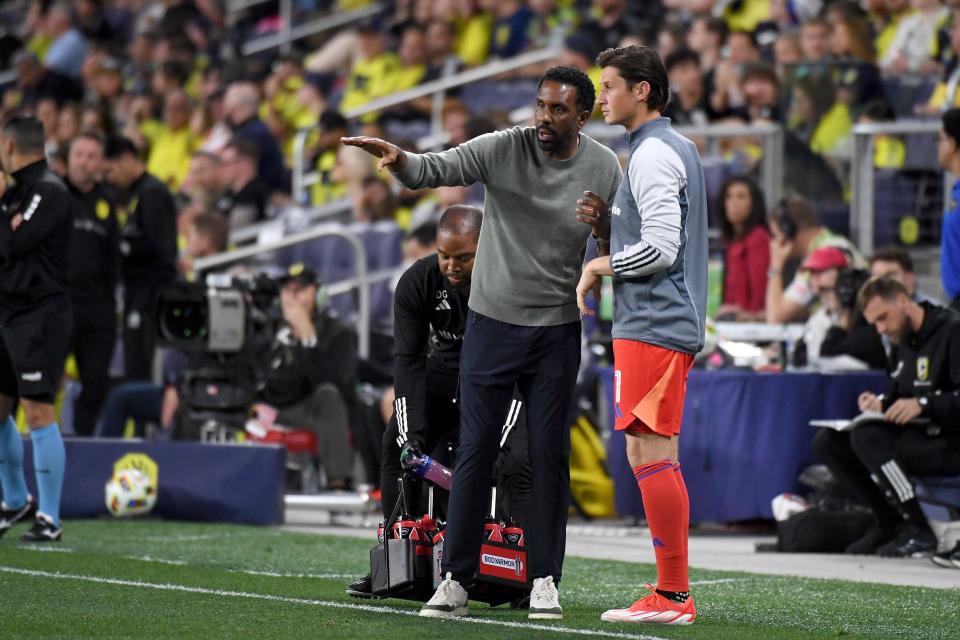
[340,136,407,172]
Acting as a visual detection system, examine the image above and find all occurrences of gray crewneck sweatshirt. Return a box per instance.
[393,126,622,326]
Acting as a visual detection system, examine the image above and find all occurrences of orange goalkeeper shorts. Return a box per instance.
[613,339,694,437]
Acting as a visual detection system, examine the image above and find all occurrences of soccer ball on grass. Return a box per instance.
[105,468,157,517]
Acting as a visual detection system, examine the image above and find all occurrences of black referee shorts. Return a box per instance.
[0,301,72,403]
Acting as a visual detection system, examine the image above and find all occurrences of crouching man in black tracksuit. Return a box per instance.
[0,116,72,541]
[814,277,960,558]
[347,205,532,597]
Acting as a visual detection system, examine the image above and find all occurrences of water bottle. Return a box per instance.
[482,486,503,541]
[502,518,524,547]
[411,454,454,491]
[482,516,504,542]
[392,515,417,540]
[417,515,437,541]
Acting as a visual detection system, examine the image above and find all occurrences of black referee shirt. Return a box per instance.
[0,159,72,324]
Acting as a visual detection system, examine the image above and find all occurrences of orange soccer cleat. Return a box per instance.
[600,584,695,625]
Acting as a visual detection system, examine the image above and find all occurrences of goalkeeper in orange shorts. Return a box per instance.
[577,45,708,625]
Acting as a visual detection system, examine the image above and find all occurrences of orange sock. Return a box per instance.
[674,463,690,564]
[633,460,689,593]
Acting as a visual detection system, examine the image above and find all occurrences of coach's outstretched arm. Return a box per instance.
[340,136,407,172]
[343,129,505,189]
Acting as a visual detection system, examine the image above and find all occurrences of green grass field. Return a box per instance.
[0,520,956,639]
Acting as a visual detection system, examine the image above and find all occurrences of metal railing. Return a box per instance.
[229,198,352,245]
[239,2,385,56]
[850,120,944,257]
[343,46,560,121]
[291,46,561,202]
[584,121,785,210]
[193,223,371,359]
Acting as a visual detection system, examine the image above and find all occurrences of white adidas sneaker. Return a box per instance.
[529,576,562,619]
[419,572,468,618]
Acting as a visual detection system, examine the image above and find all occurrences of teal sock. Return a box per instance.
[30,423,65,526]
[0,417,28,509]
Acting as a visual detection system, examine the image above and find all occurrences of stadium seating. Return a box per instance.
[460,80,540,115]
[882,75,939,118]
[916,475,960,522]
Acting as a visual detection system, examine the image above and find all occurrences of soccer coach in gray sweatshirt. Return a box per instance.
[343,66,621,619]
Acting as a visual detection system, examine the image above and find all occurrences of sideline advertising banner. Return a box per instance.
[13,439,286,525]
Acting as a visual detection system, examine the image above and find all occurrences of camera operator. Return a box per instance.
[813,278,960,558]
[259,263,357,490]
[65,132,119,436]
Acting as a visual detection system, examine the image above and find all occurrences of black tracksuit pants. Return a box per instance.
[813,422,960,528]
[380,361,532,525]
[70,300,116,436]
[381,368,460,521]
[123,291,159,382]
[441,311,579,587]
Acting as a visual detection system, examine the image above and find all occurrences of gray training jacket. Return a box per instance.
[608,117,708,355]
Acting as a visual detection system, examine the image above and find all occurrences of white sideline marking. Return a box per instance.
[0,566,668,639]
[689,578,743,586]
[239,569,355,579]
[143,534,219,543]
[16,547,741,587]
[127,555,188,566]
[18,546,348,577]
[20,546,73,553]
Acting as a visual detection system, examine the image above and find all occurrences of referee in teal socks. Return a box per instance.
[0,116,72,542]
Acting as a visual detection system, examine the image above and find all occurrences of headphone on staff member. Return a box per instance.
[835,266,869,310]
[772,198,799,241]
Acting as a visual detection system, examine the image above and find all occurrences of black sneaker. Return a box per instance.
[931,542,960,569]
[19,514,61,543]
[876,527,936,558]
[845,524,898,555]
[346,574,374,598]
[0,497,36,538]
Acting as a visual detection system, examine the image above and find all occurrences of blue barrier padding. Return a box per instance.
[6,439,286,526]
[597,368,886,523]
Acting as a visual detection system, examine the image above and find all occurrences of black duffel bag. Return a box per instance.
[777,507,874,552]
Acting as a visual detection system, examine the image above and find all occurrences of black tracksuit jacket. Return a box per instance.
[0,160,72,324]
[883,302,960,430]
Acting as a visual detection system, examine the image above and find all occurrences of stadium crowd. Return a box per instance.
[0,0,958,512]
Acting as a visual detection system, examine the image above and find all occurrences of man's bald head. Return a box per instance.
[437,205,482,241]
[436,205,481,288]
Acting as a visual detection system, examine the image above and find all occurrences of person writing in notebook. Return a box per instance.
[812,278,960,559]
